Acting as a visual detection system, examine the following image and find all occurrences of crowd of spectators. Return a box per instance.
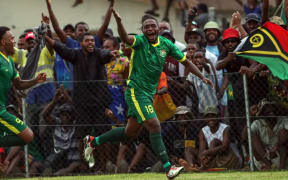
[1,0,288,177]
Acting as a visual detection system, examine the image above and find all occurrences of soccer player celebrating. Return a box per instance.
[0,26,47,148]
[83,9,213,179]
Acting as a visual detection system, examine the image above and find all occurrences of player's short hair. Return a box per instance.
[141,14,158,25]
[0,26,10,41]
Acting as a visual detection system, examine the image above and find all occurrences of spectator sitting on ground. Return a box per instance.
[198,106,241,170]
[114,128,156,174]
[40,90,80,176]
[251,99,288,170]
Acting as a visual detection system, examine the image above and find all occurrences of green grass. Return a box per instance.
[8,171,288,180]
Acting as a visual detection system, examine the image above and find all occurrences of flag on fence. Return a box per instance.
[235,22,288,80]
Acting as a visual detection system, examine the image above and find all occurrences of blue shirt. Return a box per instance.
[244,4,262,17]
[206,45,220,59]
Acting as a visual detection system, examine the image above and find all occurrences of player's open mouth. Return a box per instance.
[147,33,156,42]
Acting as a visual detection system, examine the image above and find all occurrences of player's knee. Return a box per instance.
[125,128,138,138]
[21,128,34,144]
[25,131,34,144]
[144,119,161,133]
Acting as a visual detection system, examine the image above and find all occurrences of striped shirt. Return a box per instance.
[186,64,218,113]
[53,118,80,161]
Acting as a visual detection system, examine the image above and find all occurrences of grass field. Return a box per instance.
[9,171,288,180]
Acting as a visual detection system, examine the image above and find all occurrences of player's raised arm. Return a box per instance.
[111,8,134,46]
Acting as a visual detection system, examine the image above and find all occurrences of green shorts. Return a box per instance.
[0,110,27,135]
[125,87,157,124]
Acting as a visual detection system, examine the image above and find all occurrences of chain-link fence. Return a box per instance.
[2,72,288,177]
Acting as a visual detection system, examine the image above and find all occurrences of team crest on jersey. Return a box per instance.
[160,50,167,57]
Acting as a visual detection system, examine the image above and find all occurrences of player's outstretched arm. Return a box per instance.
[182,60,213,87]
[111,8,134,46]
[12,73,47,90]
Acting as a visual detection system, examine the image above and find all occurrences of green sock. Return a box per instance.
[0,135,26,147]
[92,127,128,147]
[149,132,171,172]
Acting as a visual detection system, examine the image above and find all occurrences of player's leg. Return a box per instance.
[143,117,183,179]
[0,111,33,147]
[129,90,183,179]
[83,117,141,167]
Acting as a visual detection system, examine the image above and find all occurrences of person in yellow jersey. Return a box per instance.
[0,26,47,151]
[83,7,213,179]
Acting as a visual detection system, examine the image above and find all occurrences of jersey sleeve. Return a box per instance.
[127,35,143,49]
[167,40,186,63]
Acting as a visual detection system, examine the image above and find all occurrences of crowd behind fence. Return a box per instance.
[3,72,288,177]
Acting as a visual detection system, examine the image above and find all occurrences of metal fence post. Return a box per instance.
[22,98,30,178]
[243,74,254,171]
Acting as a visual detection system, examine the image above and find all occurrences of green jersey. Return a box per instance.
[0,52,19,115]
[127,34,186,97]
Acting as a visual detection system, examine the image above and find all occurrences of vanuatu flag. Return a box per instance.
[235,22,288,80]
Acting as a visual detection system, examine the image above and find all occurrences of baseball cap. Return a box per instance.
[222,28,240,42]
[245,13,262,23]
[186,28,203,37]
[203,106,219,117]
[160,30,175,43]
[25,32,35,41]
[175,106,191,115]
